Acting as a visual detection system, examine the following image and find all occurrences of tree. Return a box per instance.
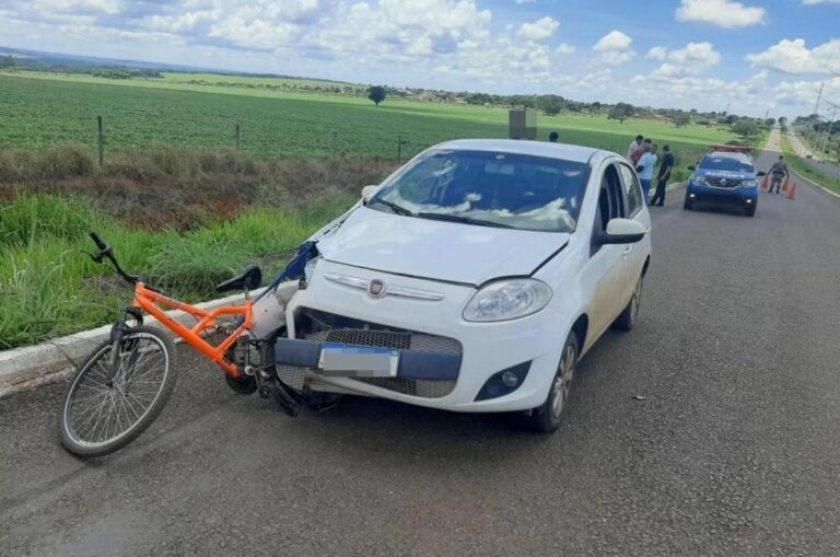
[368,85,386,106]
[731,119,760,141]
[538,95,563,116]
[673,113,691,128]
[0,55,15,68]
[607,103,634,124]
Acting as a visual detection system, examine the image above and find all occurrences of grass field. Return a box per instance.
[0,70,736,170]
[780,133,840,194]
[0,192,355,350]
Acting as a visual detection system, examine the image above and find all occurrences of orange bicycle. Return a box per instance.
[59,232,320,457]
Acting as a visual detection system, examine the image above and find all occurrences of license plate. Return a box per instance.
[318,343,399,378]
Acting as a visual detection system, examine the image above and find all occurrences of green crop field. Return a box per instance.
[0,70,735,170]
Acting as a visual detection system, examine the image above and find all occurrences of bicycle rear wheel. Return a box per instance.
[59,326,176,457]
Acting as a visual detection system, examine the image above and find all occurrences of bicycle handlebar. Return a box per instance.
[87,231,141,285]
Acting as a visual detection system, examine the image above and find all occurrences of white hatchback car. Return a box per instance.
[271,139,652,432]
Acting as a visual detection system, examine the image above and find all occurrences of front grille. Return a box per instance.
[283,308,462,398]
[325,329,411,350]
[707,177,740,188]
[357,377,456,398]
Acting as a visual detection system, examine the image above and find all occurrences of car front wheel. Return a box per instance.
[613,276,643,331]
[524,333,579,433]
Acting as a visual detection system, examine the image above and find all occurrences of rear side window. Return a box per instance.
[617,164,643,217]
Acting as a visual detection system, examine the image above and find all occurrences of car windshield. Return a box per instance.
[368,149,590,233]
[700,155,754,173]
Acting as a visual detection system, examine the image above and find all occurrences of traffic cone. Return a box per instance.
[761,174,769,191]
[787,182,797,200]
[782,178,790,193]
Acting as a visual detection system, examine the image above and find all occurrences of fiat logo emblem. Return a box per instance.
[368,279,386,298]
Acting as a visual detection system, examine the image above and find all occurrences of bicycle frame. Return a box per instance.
[131,282,252,378]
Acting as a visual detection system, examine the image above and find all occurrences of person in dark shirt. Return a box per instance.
[768,155,789,194]
[649,145,673,206]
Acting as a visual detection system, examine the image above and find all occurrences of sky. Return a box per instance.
[0,0,838,118]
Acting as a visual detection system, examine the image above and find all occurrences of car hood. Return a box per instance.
[315,207,569,285]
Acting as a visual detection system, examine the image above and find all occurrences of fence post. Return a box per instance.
[397,135,403,164]
[235,121,241,152]
[96,116,104,167]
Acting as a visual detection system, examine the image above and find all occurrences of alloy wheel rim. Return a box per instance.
[551,344,576,419]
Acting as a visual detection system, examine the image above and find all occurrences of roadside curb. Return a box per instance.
[0,288,266,398]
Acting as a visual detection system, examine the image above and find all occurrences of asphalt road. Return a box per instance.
[3,144,840,557]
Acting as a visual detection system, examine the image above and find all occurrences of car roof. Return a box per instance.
[430,139,605,164]
[704,150,752,164]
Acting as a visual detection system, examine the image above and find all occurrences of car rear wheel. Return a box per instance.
[683,195,693,210]
[524,333,579,434]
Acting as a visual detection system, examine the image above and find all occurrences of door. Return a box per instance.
[616,163,650,305]
[583,163,628,343]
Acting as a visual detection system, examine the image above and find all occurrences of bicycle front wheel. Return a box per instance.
[59,326,176,457]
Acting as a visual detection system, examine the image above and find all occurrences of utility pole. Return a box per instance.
[819,105,837,160]
[814,83,824,116]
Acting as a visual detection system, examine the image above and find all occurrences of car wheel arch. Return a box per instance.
[571,314,589,353]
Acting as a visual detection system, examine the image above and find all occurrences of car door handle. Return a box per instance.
[623,246,633,255]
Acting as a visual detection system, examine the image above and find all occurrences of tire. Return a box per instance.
[59,326,176,458]
[524,332,579,433]
[683,195,693,210]
[744,205,756,217]
[613,276,643,331]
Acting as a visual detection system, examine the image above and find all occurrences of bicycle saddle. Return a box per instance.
[216,265,262,293]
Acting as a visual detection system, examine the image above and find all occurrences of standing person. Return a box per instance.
[631,137,650,166]
[635,141,657,201]
[768,155,789,194]
[548,131,559,143]
[649,144,673,206]
[626,134,643,161]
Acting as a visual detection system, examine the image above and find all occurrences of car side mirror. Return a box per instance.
[598,218,647,245]
[756,171,767,177]
[361,185,377,202]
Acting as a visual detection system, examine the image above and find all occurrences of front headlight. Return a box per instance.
[741,179,758,188]
[692,175,708,187]
[463,279,552,322]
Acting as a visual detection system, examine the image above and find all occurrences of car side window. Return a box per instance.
[593,164,626,248]
[617,163,643,217]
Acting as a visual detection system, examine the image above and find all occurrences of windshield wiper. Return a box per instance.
[415,212,516,229]
[366,198,414,216]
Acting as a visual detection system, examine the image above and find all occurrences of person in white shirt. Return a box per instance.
[626,135,643,160]
[635,141,658,201]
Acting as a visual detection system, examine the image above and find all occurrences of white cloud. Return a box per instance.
[646,46,667,60]
[745,38,840,75]
[652,41,721,77]
[676,0,765,28]
[517,16,559,41]
[594,30,632,51]
[555,43,575,55]
[593,30,635,65]
[801,0,840,3]
[514,0,536,3]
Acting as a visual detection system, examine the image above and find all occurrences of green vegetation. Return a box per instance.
[780,133,840,194]
[0,192,355,349]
